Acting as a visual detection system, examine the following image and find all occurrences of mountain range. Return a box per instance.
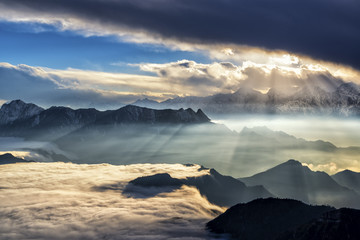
[0,100,210,140]
[132,81,360,116]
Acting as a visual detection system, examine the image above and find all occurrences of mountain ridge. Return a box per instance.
[0,100,210,139]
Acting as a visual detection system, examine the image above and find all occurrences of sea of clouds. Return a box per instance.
[0,162,227,240]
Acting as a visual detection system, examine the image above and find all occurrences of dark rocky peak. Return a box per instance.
[129,173,183,187]
[207,198,334,240]
[97,105,210,124]
[34,106,100,127]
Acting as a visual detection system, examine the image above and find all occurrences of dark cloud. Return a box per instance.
[1,0,360,68]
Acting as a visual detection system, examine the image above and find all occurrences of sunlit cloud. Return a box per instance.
[138,58,358,95]
[0,137,74,162]
[0,151,30,159]
[0,162,225,239]
[2,56,360,110]
[0,99,7,106]
[303,162,345,176]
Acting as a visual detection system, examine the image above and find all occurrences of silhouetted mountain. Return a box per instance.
[94,105,210,125]
[185,169,273,207]
[0,105,100,139]
[123,168,272,207]
[139,81,360,116]
[0,153,34,164]
[0,103,210,139]
[240,160,360,209]
[332,170,360,194]
[207,198,334,240]
[0,100,43,125]
[129,173,183,187]
[277,208,360,240]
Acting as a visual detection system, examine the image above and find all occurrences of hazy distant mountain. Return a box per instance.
[124,168,272,207]
[0,153,34,164]
[239,126,337,151]
[277,208,360,240]
[132,81,360,116]
[207,198,334,240]
[332,170,360,194]
[240,160,360,209]
[131,98,162,109]
[0,100,43,125]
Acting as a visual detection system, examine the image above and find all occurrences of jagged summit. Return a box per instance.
[0,99,44,125]
[0,102,211,139]
[97,105,210,124]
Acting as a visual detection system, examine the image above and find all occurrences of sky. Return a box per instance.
[0,0,360,109]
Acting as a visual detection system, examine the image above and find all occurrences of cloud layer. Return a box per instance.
[0,162,225,240]
[1,57,359,109]
[0,0,359,68]
[0,62,174,109]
